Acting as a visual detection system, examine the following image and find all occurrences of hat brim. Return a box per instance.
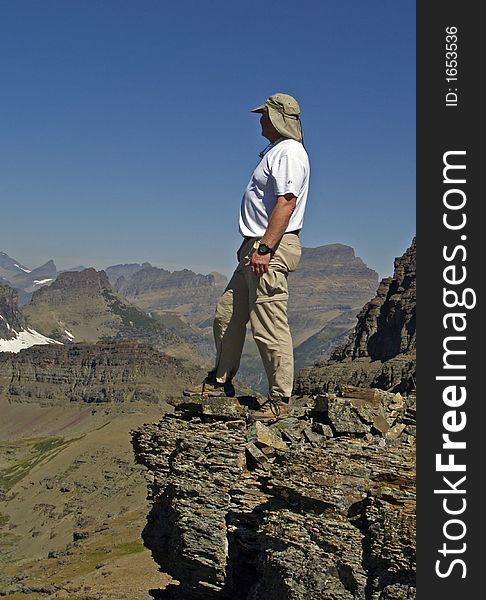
[250,104,266,113]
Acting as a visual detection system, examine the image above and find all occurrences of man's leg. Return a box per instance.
[250,296,294,397]
[183,262,250,397]
[245,234,301,398]
[212,264,250,383]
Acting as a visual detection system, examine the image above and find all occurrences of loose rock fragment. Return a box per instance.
[247,421,288,451]
[245,442,272,470]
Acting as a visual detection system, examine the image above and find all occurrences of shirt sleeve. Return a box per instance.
[270,152,307,198]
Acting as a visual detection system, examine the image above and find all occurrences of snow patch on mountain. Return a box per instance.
[14,263,32,273]
[0,327,63,353]
[33,278,54,285]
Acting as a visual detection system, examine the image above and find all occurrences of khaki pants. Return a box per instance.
[212,233,301,398]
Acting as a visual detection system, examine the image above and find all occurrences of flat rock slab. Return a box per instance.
[339,384,382,403]
[201,397,249,419]
[172,396,249,419]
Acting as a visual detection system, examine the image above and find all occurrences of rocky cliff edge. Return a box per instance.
[132,387,416,599]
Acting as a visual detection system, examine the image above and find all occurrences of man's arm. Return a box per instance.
[248,193,297,277]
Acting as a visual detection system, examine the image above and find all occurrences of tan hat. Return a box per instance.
[251,93,303,141]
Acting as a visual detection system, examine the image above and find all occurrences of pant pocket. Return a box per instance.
[276,238,301,273]
[255,269,288,304]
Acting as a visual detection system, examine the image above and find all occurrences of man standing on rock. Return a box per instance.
[184,93,310,420]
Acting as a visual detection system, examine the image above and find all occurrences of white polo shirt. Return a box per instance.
[239,138,310,238]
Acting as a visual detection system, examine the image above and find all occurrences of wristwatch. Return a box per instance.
[257,243,275,256]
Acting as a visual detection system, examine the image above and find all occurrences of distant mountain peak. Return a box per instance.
[22,267,184,349]
[0,283,25,337]
[0,251,33,277]
[41,267,112,293]
[0,252,58,299]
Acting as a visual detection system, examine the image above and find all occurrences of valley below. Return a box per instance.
[0,399,174,599]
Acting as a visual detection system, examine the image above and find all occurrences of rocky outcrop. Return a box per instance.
[296,239,416,395]
[0,340,201,404]
[332,240,416,362]
[131,241,416,598]
[132,388,415,599]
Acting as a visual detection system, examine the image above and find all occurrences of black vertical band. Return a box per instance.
[417,2,481,596]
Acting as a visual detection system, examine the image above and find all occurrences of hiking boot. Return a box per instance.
[183,373,235,398]
[249,396,290,422]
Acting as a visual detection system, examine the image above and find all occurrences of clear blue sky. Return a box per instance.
[0,0,415,279]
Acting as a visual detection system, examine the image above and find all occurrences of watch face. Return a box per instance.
[258,244,269,255]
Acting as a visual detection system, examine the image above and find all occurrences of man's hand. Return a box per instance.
[245,193,297,277]
[247,251,271,277]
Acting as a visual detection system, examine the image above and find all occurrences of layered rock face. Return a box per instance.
[113,265,228,328]
[0,283,25,339]
[0,340,200,404]
[332,240,416,362]
[296,239,416,394]
[288,244,378,350]
[132,388,415,599]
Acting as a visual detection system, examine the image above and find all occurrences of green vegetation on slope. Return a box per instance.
[0,436,83,491]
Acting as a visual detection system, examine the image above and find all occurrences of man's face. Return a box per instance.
[260,110,280,142]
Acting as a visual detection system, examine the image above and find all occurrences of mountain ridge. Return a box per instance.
[296,237,416,394]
